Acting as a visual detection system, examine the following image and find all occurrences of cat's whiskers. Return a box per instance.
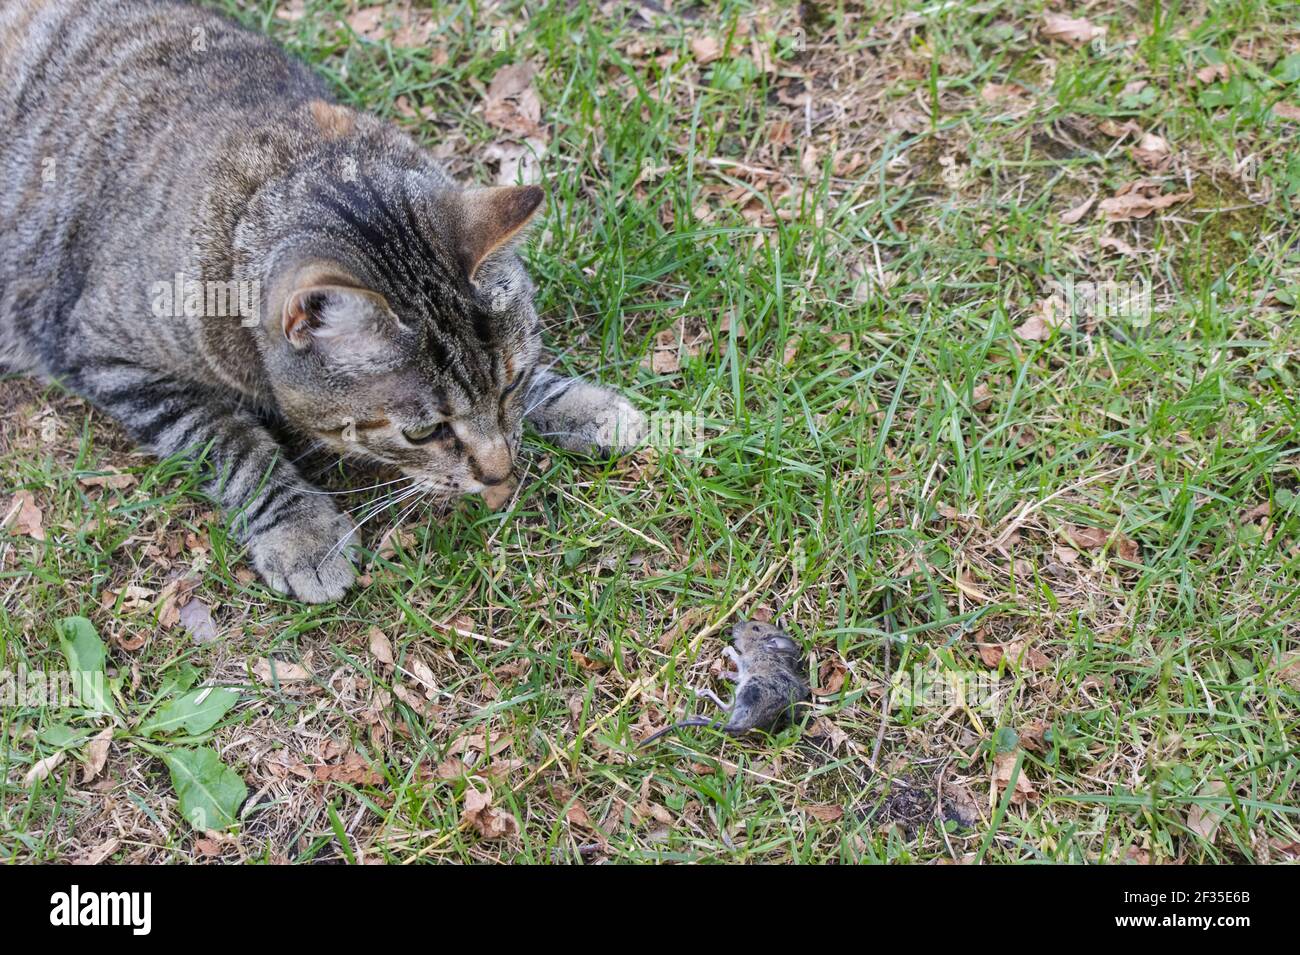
[318,481,427,569]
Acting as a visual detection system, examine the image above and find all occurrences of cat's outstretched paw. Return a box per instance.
[585,394,648,456]
[248,505,357,603]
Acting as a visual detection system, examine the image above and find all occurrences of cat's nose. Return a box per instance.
[470,435,513,486]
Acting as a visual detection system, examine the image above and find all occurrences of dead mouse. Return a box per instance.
[639,619,811,747]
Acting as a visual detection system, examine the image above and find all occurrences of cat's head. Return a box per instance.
[259,178,545,503]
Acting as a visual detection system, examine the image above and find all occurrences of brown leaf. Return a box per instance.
[368,626,394,667]
[1098,119,1142,138]
[178,596,218,644]
[1065,524,1108,550]
[78,467,137,490]
[25,750,65,786]
[1021,719,1049,753]
[1186,780,1231,841]
[992,751,1037,805]
[253,657,311,684]
[1099,235,1140,257]
[312,749,382,786]
[1098,183,1192,221]
[803,804,844,822]
[1195,63,1229,84]
[461,785,519,840]
[1131,132,1171,171]
[4,490,45,541]
[1059,194,1096,224]
[83,727,113,783]
[980,83,1027,104]
[483,137,545,187]
[812,658,848,697]
[1041,13,1105,47]
[483,62,545,140]
[345,5,385,39]
[570,650,609,672]
[647,327,681,374]
[1274,103,1300,123]
[1015,294,1068,341]
[1276,650,1300,691]
[1005,638,1050,670]
[157,575,200,629]
[690,35,721,65]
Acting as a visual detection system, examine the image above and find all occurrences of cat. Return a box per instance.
[0,0,646,602]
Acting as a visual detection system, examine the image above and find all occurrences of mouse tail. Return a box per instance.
[637,717,719,748]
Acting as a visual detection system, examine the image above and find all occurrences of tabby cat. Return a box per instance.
[0,0,646,602]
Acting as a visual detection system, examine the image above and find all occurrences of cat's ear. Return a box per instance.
[282,284,388,350]
[455,185,544,282]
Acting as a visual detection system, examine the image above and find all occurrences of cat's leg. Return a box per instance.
[522,367,647,456]
[79,364,356,602]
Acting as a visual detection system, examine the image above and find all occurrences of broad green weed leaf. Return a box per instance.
[55,616,116,718]
[163,747,247,831]
[141,688,238,737]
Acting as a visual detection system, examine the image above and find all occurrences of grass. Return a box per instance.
[2,0,1299,864]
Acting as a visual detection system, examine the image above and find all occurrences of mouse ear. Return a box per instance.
[764,634,798,653]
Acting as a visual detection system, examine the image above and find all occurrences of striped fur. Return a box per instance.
[0,0,646,602]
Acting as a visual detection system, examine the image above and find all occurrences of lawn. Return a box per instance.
[2,0,1298,864]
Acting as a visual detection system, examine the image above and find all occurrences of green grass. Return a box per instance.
[2,0,1299,863]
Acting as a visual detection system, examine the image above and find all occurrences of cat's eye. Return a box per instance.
[402,421,451,445]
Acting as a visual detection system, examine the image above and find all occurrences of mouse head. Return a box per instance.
[730,620,801,660]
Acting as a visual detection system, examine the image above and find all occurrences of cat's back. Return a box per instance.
[0,0,330,376]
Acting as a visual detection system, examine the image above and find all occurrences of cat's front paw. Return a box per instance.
[248,505,357,603]
[565,392,648,457]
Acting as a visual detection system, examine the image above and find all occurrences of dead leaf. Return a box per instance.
[1274,103,1300,122]
[940,779,982,827]
[483,62,545,140]
[178,596,218,644]
[1041,13,1105,48]
[1240,501,1270,524]
[1098,118,1142,138]
[157,575,200,629]
[812,658,848,697]
[1098,181,1192,221]
[992,751,1037,805]
[1065,523,1107,550]
[253,657,311,684]
[345,5,385,39]
[1098,235,1140,257]
[1005,638,1050,670]
[1276,650,1300,691]
[1195,63,1229,84]
[25,750,65,786]
[312,748,382,786]
[1186,780,1231,841]
[483,137,545,186]
[1021,719,1049,752]
[981,83,1027,104]
[3,491,44,541]
[83,727,113,783]
[1059,194,1096,224]
[461,785,519,840]
[803,804,844,822]
[1015,294,1068,341]
[368,626,394,668]
[78,468,136,491]
[648,327,681,374]
[690,35,721,65]
[1131,133,1171,171]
